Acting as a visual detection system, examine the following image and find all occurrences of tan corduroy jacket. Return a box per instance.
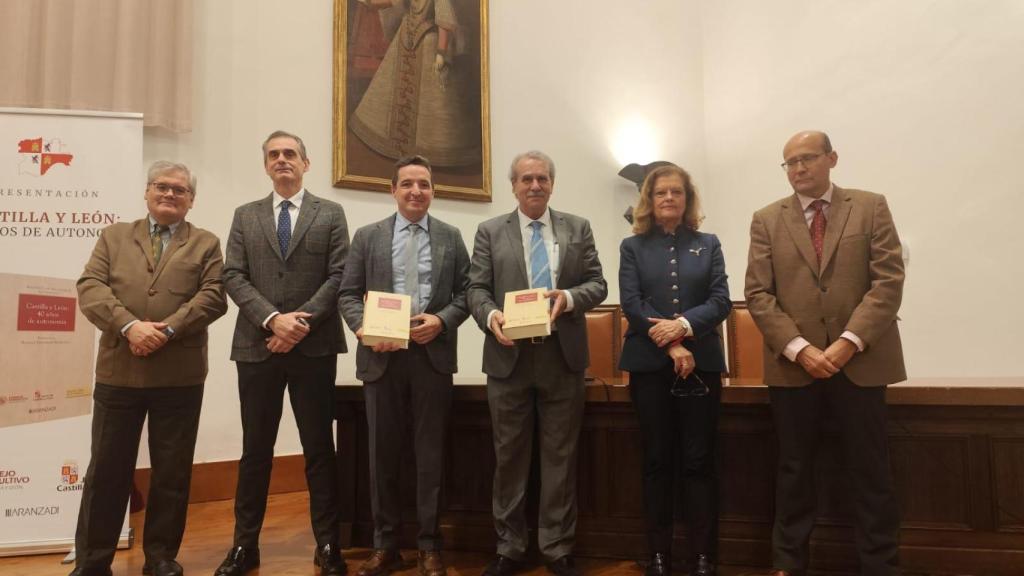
[77,217,227,388]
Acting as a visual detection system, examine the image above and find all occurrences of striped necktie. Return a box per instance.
[529,221,552,290]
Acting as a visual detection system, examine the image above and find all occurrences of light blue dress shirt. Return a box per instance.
[392,212,432,313]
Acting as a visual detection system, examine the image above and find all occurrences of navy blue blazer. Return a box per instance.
[618,227,731,373]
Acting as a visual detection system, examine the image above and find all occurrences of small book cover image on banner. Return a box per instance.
[501,288,551,340]
[362,291,411,348]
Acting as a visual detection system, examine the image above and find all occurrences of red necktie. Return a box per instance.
[810,199,827,264]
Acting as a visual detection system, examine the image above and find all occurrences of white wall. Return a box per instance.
[140,0,706,464]
[699,0,1024,377]
[138,0,1024,466]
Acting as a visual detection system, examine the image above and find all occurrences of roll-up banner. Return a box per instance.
[0,107,142,555]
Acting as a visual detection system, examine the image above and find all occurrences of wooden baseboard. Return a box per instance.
[133,454,308,504]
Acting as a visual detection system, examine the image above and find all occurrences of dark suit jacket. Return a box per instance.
[618,229,731,373]
[744,186,906,387]
[223,191,349,362]
[467,208,608,378]
[77,218,227,387]
[337,213,470,382]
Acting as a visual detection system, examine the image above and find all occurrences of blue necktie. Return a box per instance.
[529,221,552,290]
[277,200,292,257]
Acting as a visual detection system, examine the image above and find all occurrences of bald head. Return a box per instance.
[781,130,837,198]
[783,131,832,157]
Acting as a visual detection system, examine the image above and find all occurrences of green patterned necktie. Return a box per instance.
[152,224,169,263]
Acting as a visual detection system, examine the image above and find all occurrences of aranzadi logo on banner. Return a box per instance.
[4,505,60,518]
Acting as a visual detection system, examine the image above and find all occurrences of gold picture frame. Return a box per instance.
[333,0,491,202]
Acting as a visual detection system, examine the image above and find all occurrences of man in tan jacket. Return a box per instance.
[73,161,227,576]
[745,131,905,576]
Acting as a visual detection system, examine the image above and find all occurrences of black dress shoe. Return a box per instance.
[143,559,184,576]
[314,543,348,576]
[545,556,579,576]
[68,567,113,576]
[644,552,671,576]
[482,554,523,576]
[692,554,716,576]
[214,546,260,576]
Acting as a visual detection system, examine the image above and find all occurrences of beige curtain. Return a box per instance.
[0,0,193,132]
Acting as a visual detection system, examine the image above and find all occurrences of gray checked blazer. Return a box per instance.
[338,213,470,382]
[467,208,608,378]
[224,191,349,362]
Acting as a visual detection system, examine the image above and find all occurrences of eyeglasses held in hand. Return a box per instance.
[670,371,709,397]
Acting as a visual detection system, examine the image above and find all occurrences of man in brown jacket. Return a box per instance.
[745,131,906,576]
[73,161,227,576]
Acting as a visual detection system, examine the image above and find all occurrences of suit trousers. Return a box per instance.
[486,336,585,561]
[768,372,900,575]
[363,343,453,550]
[233,353,340,549]
[75,383,203,570]
[629,367,721,558]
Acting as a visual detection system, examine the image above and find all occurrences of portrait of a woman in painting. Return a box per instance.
[337,0,490,200]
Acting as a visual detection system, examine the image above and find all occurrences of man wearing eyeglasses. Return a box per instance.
[745,131,906,576]
[73,161,227,576]
[217,131,350,576]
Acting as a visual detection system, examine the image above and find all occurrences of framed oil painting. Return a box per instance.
[333,0,491,201]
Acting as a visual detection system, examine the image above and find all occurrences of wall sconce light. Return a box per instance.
[618,161,675,224]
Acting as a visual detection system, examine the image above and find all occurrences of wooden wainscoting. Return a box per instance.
[133,454,309,505]
[333,301,1024,575]
[335,381,1024,575]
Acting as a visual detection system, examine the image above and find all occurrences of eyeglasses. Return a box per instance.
[149,182,191,197]
[670,371,708,397]
[780,152,828,172]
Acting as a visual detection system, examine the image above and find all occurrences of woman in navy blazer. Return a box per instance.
[618,164,731,576]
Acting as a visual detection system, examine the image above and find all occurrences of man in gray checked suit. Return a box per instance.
[468,151,607,576]
[338,155,470,576]
[217,131,349,576]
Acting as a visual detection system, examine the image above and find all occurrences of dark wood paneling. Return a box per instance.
[134,454,307,505]
[890,435,971,528]
[991,438,1024,532]
[336,383,1024,575]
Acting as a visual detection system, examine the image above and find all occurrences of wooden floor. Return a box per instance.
[0,492,766,576]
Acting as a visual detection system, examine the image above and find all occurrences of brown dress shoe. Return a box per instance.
[356,549,403,576]
[417,550,446,576]
[768,571,792,576]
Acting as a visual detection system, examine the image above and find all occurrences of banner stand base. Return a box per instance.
[0,528,132,558]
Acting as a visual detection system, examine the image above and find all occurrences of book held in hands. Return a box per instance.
[501,288,551,340]
[361,291,410,348]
